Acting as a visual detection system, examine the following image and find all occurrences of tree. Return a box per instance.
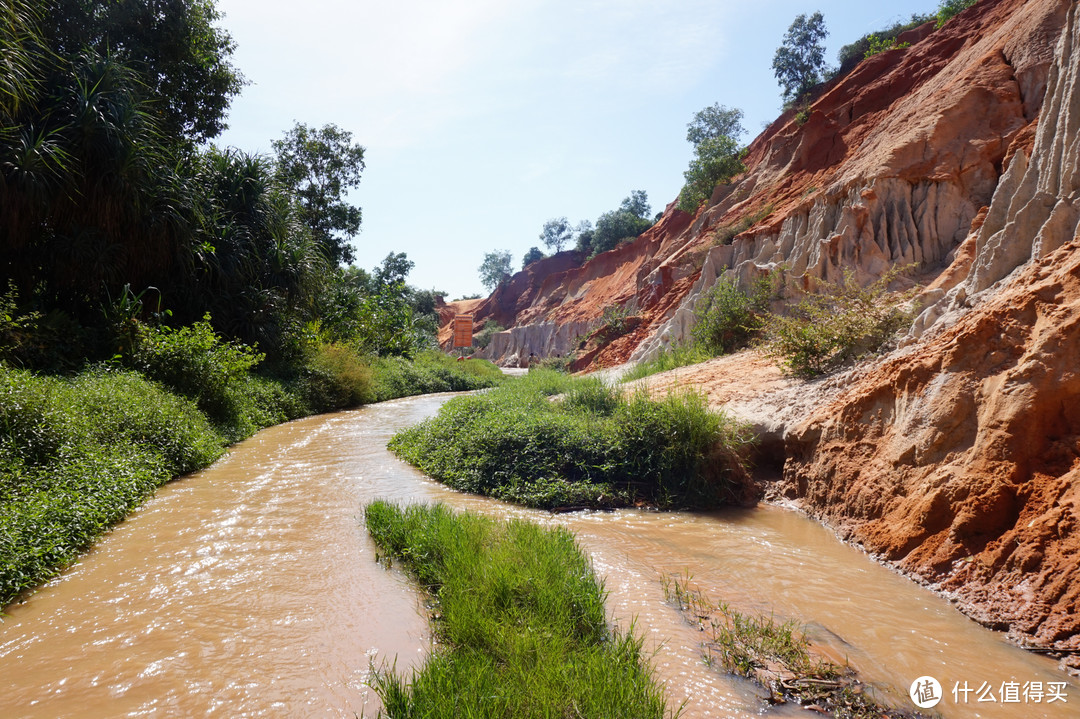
[539,217,572,253]
[620,190,651,219]
[686,104,745,148]
[772,12,829,105]
[478,250,513,292]
[273,122,366,266]
[42,0,244,143]
[522,247,544,268]
[590,209,652,256]
[678,135,746,213]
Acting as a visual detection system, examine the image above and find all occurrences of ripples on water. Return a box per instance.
[0,394,1075,718]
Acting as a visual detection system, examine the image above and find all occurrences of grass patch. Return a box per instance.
[621,343,712,383]
[371,350,503,402]
[388,369,754,510]
[661,573,917,718]
[365,501,673,718]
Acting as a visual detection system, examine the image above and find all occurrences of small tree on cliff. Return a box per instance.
[522,247,544,268]
[478,250,513,292]
[539,217,573,253]
[772,12,829,106]
[677,105,747,213]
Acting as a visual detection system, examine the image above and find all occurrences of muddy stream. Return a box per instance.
[2,394,1076,717]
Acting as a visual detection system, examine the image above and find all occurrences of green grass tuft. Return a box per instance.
[365,501,673,718]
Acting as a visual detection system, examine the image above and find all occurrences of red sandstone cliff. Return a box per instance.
[443,0,1080,664]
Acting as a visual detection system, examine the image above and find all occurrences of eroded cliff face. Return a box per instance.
[442,0,1080,661]
[781,0,1080,662]
[456,0,1066,369]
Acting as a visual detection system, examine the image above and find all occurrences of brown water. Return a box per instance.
[1,393,1076,718]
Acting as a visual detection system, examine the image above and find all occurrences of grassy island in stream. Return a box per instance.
[364,500,673,718]
[388,369,755,510]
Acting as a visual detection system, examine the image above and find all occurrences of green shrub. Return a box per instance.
[863,33,910,59]
[130,315,264,420]
[388,369,753,510]
[371,350,502,402]
[0,366,228,604]
[305,342,375,409]
[473,320,504,350]
[713,204,773,246]
[762,267,918,376]
[365,501,670,718]
[692,272,775,355]
[936,0,978,28]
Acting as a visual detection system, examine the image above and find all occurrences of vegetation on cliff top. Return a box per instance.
[389,369,754,510]
[365,501,673,718]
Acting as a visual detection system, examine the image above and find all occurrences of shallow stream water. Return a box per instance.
[1,394,1076,717]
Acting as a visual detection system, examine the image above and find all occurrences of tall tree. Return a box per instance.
[772,12,829,105]
[620,190,651,219]
[41,0,244,143]
[539,217,572,253]
[478,250,513,292]
[686,104,745,148]
[272,122,366,266]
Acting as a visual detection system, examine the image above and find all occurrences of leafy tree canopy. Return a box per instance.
[619,190,651,219]
[273,122,366,266]
[522,247,544,268]
[42,0,245,143]
[772,11,829,105]
[686,104,745,148]
[539,217,572,253]
[590,207,652,256]
[478,250,513,292]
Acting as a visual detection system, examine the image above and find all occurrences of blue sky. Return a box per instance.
[215,0,939,300]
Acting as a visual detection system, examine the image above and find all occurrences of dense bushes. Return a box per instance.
[0,342,502,608]
[365,501,670,718]
[388,370,754,510]
[0,367,228,605]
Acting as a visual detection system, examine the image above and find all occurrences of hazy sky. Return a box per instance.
[215,0,938,299]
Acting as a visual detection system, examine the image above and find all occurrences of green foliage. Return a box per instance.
[772,12,829,104]
[692,273,775,356]
[129,315,264,420]
[762,267,918,376]
[836,14,930,72]
[678,135,746,213]
[621,343,713,383]
[686,104,745,148]
[863,34,911,59]
[478,250,513,292]
[539,217,572,253]
[371,351,503,403]
[936,0,978,28]
[0,365,228,605]
[589,207,653,257]
[43,0,244,143]
[365,501,671,718]
[522,246,544,268]
[272,122,365,266]
[712,204,774,246]
[473,320,505,350]
[304,343,375,408]
[620,189,651,219]
[388,369,754,510]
